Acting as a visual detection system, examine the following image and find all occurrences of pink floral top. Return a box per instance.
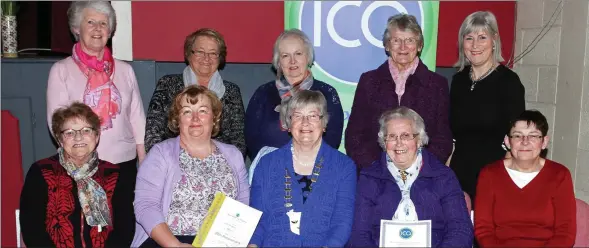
[388,57,420,104]
[166,147,237,235]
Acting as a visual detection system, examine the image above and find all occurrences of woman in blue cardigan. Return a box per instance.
[249,90,356,247]
[245,29,344,160]
[348,107,473,247]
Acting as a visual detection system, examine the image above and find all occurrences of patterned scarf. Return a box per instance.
[388,57,419,105]
[387,151,422,222]
[275,71,314,101]
[182,66,226,99]
[71,43,122,130]
[58,148,112,228]
[275,71,314,130]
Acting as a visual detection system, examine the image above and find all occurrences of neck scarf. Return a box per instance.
[388,57,420,105]
[71,43,122,131]
[275,71,314,101]
[387,150,422,222]
[58,148,111,229]
[182,66,225,99]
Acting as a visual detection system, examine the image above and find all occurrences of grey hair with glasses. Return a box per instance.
[279,90,329,130]
[382,14,424,56]
[377,107,429,149]
[67,1,117,41]
[455,11,504,71]
[272,29,315,79]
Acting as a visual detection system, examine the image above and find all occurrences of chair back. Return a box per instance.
[1,111,24,247]
[464,191,472,213]
[575,198,589,247]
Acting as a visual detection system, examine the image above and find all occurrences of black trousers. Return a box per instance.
[140,236,195,248]
[117,157,138,175]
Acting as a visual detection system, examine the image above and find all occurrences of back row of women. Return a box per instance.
[20,1,577,247]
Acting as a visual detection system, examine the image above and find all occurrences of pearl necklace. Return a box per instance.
[291,145,316,167]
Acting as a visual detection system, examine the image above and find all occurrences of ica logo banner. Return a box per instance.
[285,1,439,153]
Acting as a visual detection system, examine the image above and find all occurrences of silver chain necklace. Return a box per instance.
[469,64,497,91]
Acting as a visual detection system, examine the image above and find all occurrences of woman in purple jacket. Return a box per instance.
[348,107,472,247]
[345,14,452,169]
[131,86,249,247]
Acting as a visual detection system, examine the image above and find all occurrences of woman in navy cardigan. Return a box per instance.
[249,90,356,247]
[348,107,472,247]
[245,29,344,160]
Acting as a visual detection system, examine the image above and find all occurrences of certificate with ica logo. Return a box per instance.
[193,193,262,247]
[379,220,431,247]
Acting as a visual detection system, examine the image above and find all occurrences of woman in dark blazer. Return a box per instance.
[345,14,452,170]
[245,29,344,160]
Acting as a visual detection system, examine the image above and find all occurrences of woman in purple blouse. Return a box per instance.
[345,14,452,170]
[131,86,249,247]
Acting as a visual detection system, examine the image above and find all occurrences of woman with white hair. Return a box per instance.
[449,11,525,202]
[349,107,473,247]
[245,28,344,161]
[46,1,146,170]
[249,90,356,247]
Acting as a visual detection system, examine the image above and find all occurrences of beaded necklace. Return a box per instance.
[284,157,323,209]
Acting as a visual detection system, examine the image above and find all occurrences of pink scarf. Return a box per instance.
[388,57,419,104]
[71,43,122,130]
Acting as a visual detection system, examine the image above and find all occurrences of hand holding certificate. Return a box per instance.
[193,193,262,247]
[379,220,431,247]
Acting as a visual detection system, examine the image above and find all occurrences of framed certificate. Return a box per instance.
[379,220,431,247]
[193,193,262,247]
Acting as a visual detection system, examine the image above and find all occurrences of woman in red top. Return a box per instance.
[474,110,576,247]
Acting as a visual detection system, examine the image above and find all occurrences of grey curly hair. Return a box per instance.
[377,107,429,149]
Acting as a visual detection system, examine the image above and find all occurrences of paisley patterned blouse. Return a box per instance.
[166,147,237,235]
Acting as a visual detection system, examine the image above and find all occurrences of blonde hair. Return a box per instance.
[455,11,504,71]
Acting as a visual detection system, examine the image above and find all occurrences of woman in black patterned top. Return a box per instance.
[145,28,245,156]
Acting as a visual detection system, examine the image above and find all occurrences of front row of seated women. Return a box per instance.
[21,87,576,247]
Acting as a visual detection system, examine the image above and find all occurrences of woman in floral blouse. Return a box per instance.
[132,86,249,247]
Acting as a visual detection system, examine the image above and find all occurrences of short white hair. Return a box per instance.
[377,107,429,149]
[272,29,315,79]
[67,1,117,41]
[455,11,504,71]
[279,90,329,130]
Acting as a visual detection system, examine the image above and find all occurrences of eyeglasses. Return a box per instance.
[290,114,323,123]
[60,127,95,139]
[191,50,220,59]
[509,134,544,143]
[385,133,419,142]
[390,37,418,47]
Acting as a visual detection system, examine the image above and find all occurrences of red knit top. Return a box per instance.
[474,159,576,247]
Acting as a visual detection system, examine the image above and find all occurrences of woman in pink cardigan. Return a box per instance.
[46,1,146,170]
